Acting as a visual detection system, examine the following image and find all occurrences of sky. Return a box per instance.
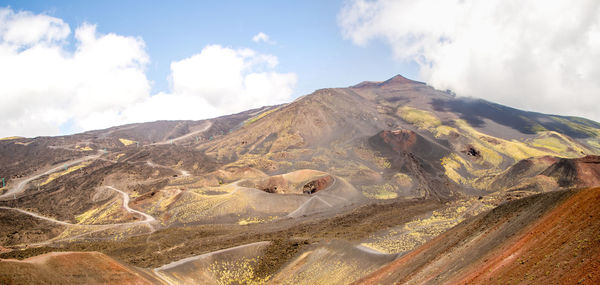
[0,0,599,137]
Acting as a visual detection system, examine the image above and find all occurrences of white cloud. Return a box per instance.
[252,32,274,44]
[120,45,296,124]
[168,45,294,114]
[339,0,600,122]
[0,8,150,137]
[0,8,70,46]
[0,8,296,137]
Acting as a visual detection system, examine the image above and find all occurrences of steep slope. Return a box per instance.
[487,155,600,193]
[0,251,162,284]
[356,187,600,284]
[542,155,600,188]
[1,74,600,284]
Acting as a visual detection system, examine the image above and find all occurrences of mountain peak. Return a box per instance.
[381,74,422,85]
[352,74,423,88]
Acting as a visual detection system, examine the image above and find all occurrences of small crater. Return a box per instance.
[465,146,481,157]
[302,175,334,194]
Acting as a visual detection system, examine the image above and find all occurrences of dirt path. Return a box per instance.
[151,242,272,285]
[155,241,270,271]
[151,121,212,146]
[105,186,156,231]
[146,161,190,177]
[0,150,106,200]
[355,244,396,256]
[0,206,78,226]
[0,185,157,239]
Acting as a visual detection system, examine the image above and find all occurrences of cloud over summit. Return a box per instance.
[339,0,600,121]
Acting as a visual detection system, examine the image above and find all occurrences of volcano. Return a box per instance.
[1,75,599,284]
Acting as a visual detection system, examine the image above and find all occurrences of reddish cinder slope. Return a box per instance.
[543,155,600,188]
[0,251,158,284]
[454,187,600,284]
[355,187,600,284]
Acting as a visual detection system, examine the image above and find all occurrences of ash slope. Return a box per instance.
[0,75,600,284]
[356,186,600,285]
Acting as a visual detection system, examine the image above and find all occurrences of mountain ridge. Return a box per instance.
[1,74,599,284]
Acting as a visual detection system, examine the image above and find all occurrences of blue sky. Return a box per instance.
[1,0,599,137]
[1,0,417,97]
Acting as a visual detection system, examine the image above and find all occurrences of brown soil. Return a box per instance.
[381,130,417,151]
[0,251,157,284]
[454,187,600,284]
[0,159,165,223]
[253,238,309,280]
[0,139,82,186]
[302,175,333,194]
[0,198,441,269]
[542,155,600,188]
[355,187,600,284]
[256,176,287,193]
[0,211,66,246]
[2,74,600,284]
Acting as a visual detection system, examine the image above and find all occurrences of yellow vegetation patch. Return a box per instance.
[587,139,600,153]
[435,119,566,188]
[393,173,413,188]
[397,106,441,129]
[245,107,280,126]
[163,190,244,224]
[354,146,391,169]
[238,216,278,225]
[277,247,379,284]
[118,138,136,146]
[441,154,469,184]
[75,199,123,225]
[529,131,588,155]
[434,125,457,137]
[0,136,24,140]
[550,116,600,138]
[41,161,91,186]
[270,132,304,153]
[397,106,457,137]
[362,184,398,199]
[455,120,554,161]
[208,258,271,284]
[76,145,93,151]
[470,140,504,167]
[362,198,495,254]
[227,154,280,171]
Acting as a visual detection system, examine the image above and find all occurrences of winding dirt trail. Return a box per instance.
[0,206,81,226]
[105,186,156,231]
[0,150,106,200]
[0,185,158,244]
[146,161,190,177]
[155,241,270,271]
[151,121,212,146]
[355,244,396,256]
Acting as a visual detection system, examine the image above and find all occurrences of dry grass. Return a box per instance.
[361,198,494,254]
[41,162,91,186]
[397,106,457,137]
[529,131,588,155]
[0,136,24,141]
[244,107,281,126]
[118,138,136,146]
[208,258,271,284]
[361,184,398,200]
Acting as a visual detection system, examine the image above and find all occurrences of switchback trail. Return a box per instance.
[0,150,105,200]
[151,121,212,145]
